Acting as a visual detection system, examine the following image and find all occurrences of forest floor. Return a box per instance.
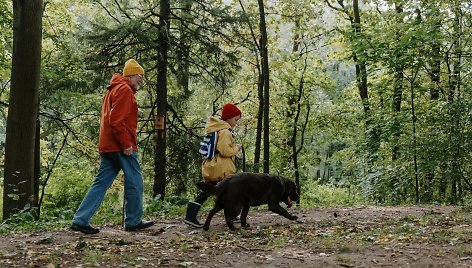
[0,205,472,267]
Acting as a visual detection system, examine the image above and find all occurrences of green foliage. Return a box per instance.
[4,0,472,225]
[0,0,12,76]
[0,205,74,235]
[302,179,367,207]
[461,195,472,212]
[40,160,96,211]
[144,195,188,217]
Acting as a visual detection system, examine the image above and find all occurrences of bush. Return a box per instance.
[301,179,368,207]
[145,195,188,217]
[41,161,96,212]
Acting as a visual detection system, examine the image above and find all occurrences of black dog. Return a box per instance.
[196,172,299,231]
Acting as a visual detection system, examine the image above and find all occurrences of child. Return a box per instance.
[184,103,242,227]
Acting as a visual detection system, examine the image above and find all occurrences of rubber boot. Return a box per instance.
[184,201,203,228]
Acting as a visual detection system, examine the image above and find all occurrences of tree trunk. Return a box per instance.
[153,0,170,200]
[352,0,369,114]
[290,66,309,206]
[325,0,377,166]
[409,72,420,204]
[351,0,378,161]
[289,20,308,206]
[238,0,263,173]
[33,116,40,219]
[254,74,263,172]
[257,0,270,174]
[3,0,43,219]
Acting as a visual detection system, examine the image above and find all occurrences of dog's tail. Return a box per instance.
[196,180,229,195]
[196,182,218,195]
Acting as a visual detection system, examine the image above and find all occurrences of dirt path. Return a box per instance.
[1,205,471,267]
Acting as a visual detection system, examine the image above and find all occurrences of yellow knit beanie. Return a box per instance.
[123,59,145,76]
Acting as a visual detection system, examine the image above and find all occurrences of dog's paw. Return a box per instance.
[203,225,210,231]
[290,215,298,221]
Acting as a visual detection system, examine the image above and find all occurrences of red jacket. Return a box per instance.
[98,74,138,153]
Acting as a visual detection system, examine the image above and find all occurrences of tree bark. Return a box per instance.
[290,63,309,207]
[153,0,170,200]
[289,19,308,206]
[352,0,369,114]
[3,0,43,219]
[325,0,377,163]
[33,116,40,219]
[257,0,270,174]
[238,0,263,173]
[254,74,263,172]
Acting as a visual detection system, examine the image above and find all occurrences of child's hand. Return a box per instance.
[236,144,242,151]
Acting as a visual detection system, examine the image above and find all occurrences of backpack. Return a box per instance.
[199,131,218,159]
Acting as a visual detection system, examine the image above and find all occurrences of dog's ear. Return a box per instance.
[280,177,299,197]
[287,181,296,193]
[286,180,300,201]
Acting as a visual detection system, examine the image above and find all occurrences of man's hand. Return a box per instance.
[123,147,133,156]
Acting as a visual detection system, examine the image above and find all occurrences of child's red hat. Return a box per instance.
[221,103,242,120]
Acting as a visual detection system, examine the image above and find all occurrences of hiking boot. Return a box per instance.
[184,201,203,228]
[125,220,155,231]
[184,218,204,228]
[233,215,241,223]
[70,223,100,234]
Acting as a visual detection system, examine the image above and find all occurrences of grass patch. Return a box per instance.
[338,245,353,253]
[302,180,368,207]
[336,255,353,265]
[456,245,472,257]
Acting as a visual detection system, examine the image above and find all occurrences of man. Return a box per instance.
[70,59,154,234]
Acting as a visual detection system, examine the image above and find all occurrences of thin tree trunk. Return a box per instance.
[254,74,263,172]
[290,68,310,206]
[257,0,270,173]
[325,0,378,167]
[33,116,40,219]
[289,21,309,205]
[238,0,263,173]
[409,65,420,204]
[352,0,369,114]
[3,0,43,219]
[153,0,170,200]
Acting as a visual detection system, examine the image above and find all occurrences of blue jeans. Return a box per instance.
[72,152,143,228]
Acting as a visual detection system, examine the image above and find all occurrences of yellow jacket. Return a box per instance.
[201,116,239,182]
